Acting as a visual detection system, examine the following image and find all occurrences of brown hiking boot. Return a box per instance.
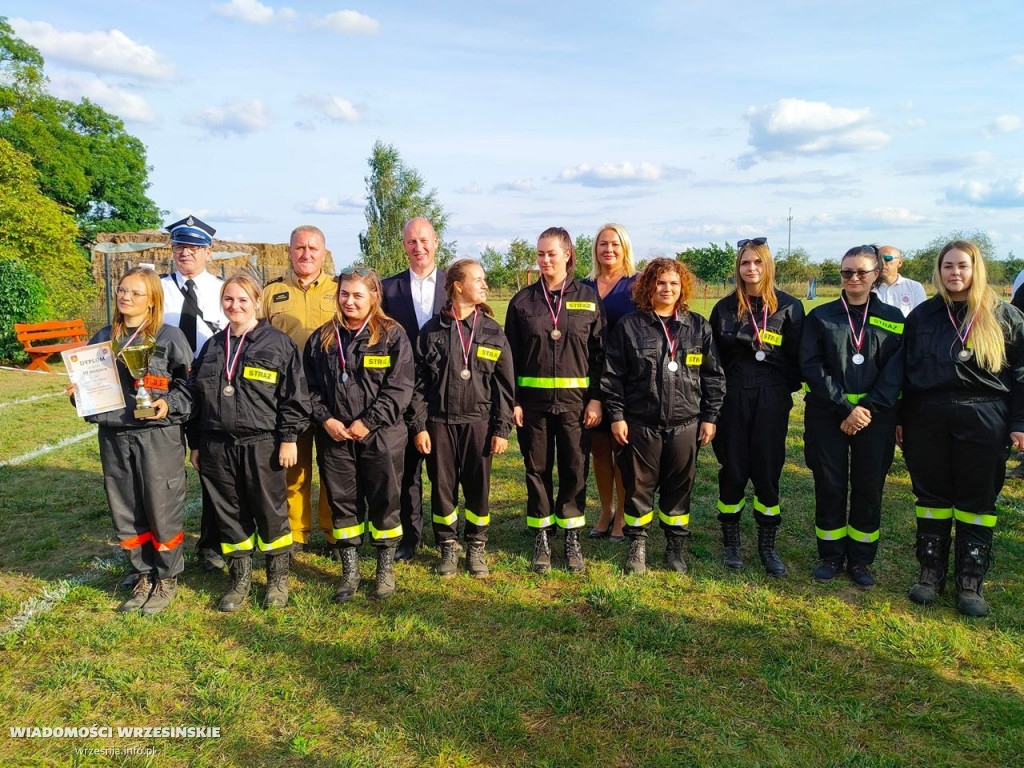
[119,573,153,613]
[140,577,177,616]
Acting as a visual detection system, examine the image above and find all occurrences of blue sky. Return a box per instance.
[5,1,1024,268]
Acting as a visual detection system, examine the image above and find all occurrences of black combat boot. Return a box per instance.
[908,533,950,605]
[564,530,585,573]
[219,556,252,612]
[664,536,688,574]
[436,540,460,578]
[955,538,991,617]
[372,547,396,600]
[466,541,489,578]
[624,538,647,575]
[532,530,552,574]
[263,552,290,608]
[333,547,361,603]
[757,523,787,577]
[721,518,743,570]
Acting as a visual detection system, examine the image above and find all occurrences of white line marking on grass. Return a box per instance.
[0,392,63,409]
[0,555,122,639]
[0,429,95,467]
[0,366,68,376]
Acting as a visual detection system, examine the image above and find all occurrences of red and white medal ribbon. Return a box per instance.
[946,302,977,361]
[334,317,371,381]
[750,302,769,360]
[454,307,479,380]
[540,276,566,338]
[224,323,255,393]
[840,294,869,364]
[659,310,679,371]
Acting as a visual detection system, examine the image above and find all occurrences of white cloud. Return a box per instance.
[212,0,276,24]
[11,19,174,80]
[455,183,484,195]
[556,161,673,187]
[296,195,365,215]
[297,94,361,122]
[492,179,534,193]
[983,114,1021,137]
[48,73,156,123]
[316,10,380,35]
[739,98,890,167]
[172,208,266,224]
[945,173,1024,208]
[185,100,270,136]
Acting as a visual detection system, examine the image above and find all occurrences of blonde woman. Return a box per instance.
[190,273,309,611]
[67,267,193,615]
[709,238,804,575]
[582,223,638,541]
[900,240,1024,616]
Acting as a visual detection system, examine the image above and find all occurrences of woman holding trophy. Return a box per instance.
[66,267,194,615]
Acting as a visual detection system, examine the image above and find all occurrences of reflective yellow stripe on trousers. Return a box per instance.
[753,497,780,516]
[815,526,846,541]
[717,500,744,516]
[465,509,490,527]
[659,511,689,527]
[517,377,590,389]
[222,533,256,555]
[258,532,294,551]
[333,522,367,540]
[846,525,879,543]
[953,508,997,528]
[433,509,459,527]
[369,522,403,540]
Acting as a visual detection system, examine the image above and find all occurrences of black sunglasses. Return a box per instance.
[341,267,374,276]
[737,237,767,248]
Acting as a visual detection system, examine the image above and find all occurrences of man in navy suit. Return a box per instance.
[381,217,447,561]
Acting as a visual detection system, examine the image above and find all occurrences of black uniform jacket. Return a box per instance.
[410,309,515,439]
[504,277,606,413]
[800,293,904,419]
[86,324,193,429]
[902,296,1024,431]
[602,308,726,429]
[303,319,413,431]
[710,290,804,392]
[189,320,309,443]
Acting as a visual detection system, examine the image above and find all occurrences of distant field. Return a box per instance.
[2,323,1024,767]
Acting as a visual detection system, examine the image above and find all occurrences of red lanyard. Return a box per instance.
[334,316,371,375]
[658,310,678,358]
[749,302,769,348]
[946,302,977,351]
[454,307,479,370]
[540,276,566,333]
[840,294,870,354]
[224,323,254,385]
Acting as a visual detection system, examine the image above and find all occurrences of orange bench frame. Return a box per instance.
[14,319,89,372]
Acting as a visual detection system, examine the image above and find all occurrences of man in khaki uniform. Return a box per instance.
[262,225,337,550]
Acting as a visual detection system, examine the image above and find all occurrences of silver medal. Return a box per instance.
[460,368,471,380]
[342,372,348,383]
[550,328,562,340]
[667,360,679,372]
[852,353,865,365]
[755,350,766,362]
[223,384,235,396]
[958,348,973,362]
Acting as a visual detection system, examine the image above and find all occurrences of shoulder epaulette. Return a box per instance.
[265,276,285,286]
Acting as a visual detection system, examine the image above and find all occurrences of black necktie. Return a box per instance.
[181,278,199,352]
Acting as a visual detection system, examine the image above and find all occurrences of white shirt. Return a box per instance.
[410,267,437,330]
[873,275,927,317]
[1013,269,1024,297]
[161,270,228,358]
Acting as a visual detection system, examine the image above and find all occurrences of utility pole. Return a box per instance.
[787,207,793,256]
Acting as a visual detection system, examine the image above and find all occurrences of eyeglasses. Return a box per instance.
[839,269,878,280]
[115,287,148,298]
[171,245,205,255]
[882,255,895,262]
[737,237,767,248]
[341,267,373,276]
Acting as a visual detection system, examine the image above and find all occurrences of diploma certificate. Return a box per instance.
[62,342,126,418]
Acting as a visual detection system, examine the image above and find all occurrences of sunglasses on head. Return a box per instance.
[737,237,767,248]
[341,267,373,276]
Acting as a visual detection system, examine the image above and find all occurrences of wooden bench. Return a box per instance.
[15,319,89,372]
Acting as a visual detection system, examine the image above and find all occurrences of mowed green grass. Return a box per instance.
[2,306,1024,767]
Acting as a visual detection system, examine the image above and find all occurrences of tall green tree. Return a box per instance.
[678,242,735,284]
[0,17,162,241]
[775,247,820,284]
[504,238,535,291]
[0,138,95,319]
[358,141,452,276]
[902,230,996,284]
[574,233,594,280]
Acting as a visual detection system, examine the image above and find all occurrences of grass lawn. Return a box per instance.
[2,303,1024,767]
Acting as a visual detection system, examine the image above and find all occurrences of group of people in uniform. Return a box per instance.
[67,215,1024,620]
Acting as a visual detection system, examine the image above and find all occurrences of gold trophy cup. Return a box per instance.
[119,336,158,418]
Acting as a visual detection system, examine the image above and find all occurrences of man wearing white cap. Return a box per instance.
[160,215,229,571]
